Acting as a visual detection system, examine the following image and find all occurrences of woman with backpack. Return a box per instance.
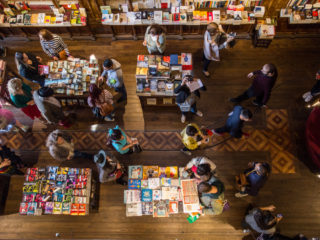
[174,75,206,123]
[235,162,271,198]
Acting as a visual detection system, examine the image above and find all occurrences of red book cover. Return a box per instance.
[161,3,168,8]
[19,202,28,215]
[182,65,193,70]
[207,12,213,21]
[78,204,86,215]
[70,203,79,215]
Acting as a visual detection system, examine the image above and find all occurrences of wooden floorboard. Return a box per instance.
[0,38,320,239]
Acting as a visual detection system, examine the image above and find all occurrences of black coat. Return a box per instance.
[174,84,206,104]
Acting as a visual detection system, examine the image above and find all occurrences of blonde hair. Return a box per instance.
[7,78,23,96]
[39,29,54,41]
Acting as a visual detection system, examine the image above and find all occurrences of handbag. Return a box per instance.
[58,50,68,60]
[99,103,114,117]
[235,169,255,191]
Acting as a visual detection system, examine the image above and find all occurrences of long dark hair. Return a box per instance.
[89,84,102,106]
[15,52,34,72]
[254,209,277,230]
[148,24,165,35]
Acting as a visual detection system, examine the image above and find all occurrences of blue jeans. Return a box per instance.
[203,54,211,72]
[181,103,197,116]
[115,85,127,102]
[73,150,93,160]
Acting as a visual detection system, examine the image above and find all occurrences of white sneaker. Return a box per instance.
[303,92,313,102]
[202,71,210,77]
[235,192,248,198]
[196,111,203,117]
[211,129,222,136]
[104,116,115,122]
[181,115,186,123]
[180,149,191,156]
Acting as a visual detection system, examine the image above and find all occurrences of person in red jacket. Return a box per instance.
[230,64,278,107]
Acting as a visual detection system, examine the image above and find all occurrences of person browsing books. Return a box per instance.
[230,63,278,107]
[108,125,141,155]
[174,75,206,123]
[98,58,127,103]
[211,106,252,139]
[203,22,235,78]
[143,24,166,54]
[94,150,127,185]
[0,140,25,175]
[15,52,45,87]
[180,123,210,156]
[39,29,72,60]
[184,156,217,179]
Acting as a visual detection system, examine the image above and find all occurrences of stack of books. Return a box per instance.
[19,167,91,216]
[44,58,100,99]
[124,165,200,217]
[136,53,193,96]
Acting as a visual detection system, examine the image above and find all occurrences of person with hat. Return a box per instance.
[46,129,93,161]
[94,150,127,185]
[302,70,320,102]
[14,51,45,87]
[33,87,68,125]
[235,161,271,198]
[203,22,235,78]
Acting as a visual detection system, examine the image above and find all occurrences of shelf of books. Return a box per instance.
[19,167,92,216]
[136,53,192,107]
[42,56,99,107]
[280,0,320,24]
[0,0,87,27]
[124,165,200,217]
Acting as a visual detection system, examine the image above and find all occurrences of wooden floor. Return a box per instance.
[1,37,320,239]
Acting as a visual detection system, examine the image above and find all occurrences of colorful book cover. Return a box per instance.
[152,189,162,200]
[165,166,178,178]
[70,203,79,215]
[148,178,160,189]
[141,202,153,215]
[128,165,143,179]
[169,201,179,214]
[44,202,54,214]
[141,189,152,202]
[153,200,169,217]
[62,202,71,215]
[124,190,141,204]
[19,202,28,215]
[128,179,141,190]
[27,202,36,215]
[142,166,159,179]
[160,178,171,187]
[158,167,167,178]
[78,204,86,215]
[141,180,149,189]
[53,202,62,214]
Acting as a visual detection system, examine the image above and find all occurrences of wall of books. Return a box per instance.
[124,165,200,217]
[0,1,87,27]
[19,167,92,216]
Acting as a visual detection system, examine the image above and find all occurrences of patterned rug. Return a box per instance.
[0,109,296,174]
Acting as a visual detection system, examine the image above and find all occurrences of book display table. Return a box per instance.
[124,165,200,218]
[135,53,193,108]
[43,57,99,107]
[19,167,92,216]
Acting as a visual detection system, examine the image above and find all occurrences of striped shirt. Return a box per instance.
[40,34,70,58]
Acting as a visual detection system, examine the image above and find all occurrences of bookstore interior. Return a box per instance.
[1,0,320,239]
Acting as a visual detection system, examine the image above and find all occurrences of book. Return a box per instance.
[181,179,200,213]
[141,202,153,215]
[126,203,142,217]
[162,186,180,201]
[128,179,142,189]
[38,65,49,75]
[165,166,178,178]
[153,189,162,200]
[148,178,160,189]
[124,190,141,203]
[134,12,142,24]
[160,178,171,187]
[187,78,203,92]
[44,202,54,214]
[38,13,45,24]
[154,10,162,23]
[70,203,79,215]
[141,180,149,189]
[128,165,143,179]
[141,189,153,202]
[16,14,24,25]
[142,166,159,179]
[53,202,62,214]
[44,15,51,24]
[78,204,86,215]
[62,202,71,215]
[19,202,28,215]
[120,13,128,24]
[162,11,170,23]
[27,202,36,215]
[169,201,179,214]
[153,200,169,217]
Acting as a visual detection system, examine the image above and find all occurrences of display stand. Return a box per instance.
[138,94,177,108]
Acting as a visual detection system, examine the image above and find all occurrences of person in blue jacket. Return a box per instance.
[108,125,138,155]
[212,106,252,138]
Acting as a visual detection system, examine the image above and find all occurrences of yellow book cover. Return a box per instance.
[142,166,159,179]
[193,10,200,20]
[140,67,148,75]
[165,166,178,178]
[70,18,77,24]
[51,16,56,24]
[44,15,51,24]
[136,67,141,75]
[30,14,38,24]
